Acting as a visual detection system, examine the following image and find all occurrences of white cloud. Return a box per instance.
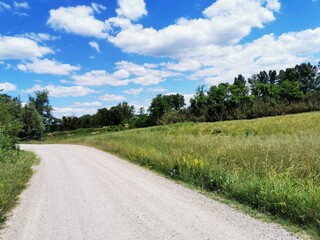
[131,75,163,86]
[89,41,100,53]
[72,70,130,86]
[13,1,29,9]
[23,84,96,97]
[183,94,194,106]
[0,2,11,10]
[0,36,52,60]
[266,0,281,11]
[123,88,143,95]
[147,87,167,93]
[18,32,59,42]
[0,82,16,92]
[100,94,127,102]
[115,61,180,86]
[189,27,320,85]
[91,3,106,13]
[74,101,102,107]
[53,107,97,118]
[47,5,107,38]
[17,58,80,75]
[108,0,280,58]
[116,0,147,20]
[165,59,202,72]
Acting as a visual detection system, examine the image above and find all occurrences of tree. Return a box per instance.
[148,94,185,124]
[230,75,250,107]
[21,104,45,140]
[295,63,319,93]
[0,93,23,149]
[96,108,111,127]
[207,83,229,120]
[165,94,185,111]
[189,85,208,118]
[148,95,171,124]
[109,102,135,125]
[29,91,53,131]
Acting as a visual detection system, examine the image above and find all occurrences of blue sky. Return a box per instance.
[0,0,320,117]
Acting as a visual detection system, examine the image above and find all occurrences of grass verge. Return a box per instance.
[42,112,320,239]
[0,150,38,228]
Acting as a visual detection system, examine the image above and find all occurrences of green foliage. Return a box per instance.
[29,91,53,131]
[190,85,208,118]
[0,151,37,226]
[0,92,38,227]
[50,112,320,237]
[149,94,185,124]
[0,93,23,149]
[21,104,45,140]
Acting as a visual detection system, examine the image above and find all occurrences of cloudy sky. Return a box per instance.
[1,0,320,117]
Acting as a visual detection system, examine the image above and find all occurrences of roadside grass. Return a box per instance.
[42,112,320,238]
[0,150,38,228]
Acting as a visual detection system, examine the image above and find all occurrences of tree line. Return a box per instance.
[51,62,320,132]
[1,62,319,140]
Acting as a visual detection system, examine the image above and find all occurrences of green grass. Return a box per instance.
[0,150,38,228]
[43,112,320,238]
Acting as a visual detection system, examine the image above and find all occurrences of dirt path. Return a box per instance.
[0,144,299,240]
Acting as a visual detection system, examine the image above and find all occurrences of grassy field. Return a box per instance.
[0,150,38,228]
[44,112,320,237]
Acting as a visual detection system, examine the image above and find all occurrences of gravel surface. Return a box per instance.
[0,144,300,240]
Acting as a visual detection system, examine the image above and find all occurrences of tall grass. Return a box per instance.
[0,150,37,227]
[46,112,320,236]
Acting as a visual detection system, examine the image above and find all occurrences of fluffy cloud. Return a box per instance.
[189,27,320,85]
[100,94,127,102]
[123,88,143,95]
[74,101,102,107]
[165,59,202,72]
[0,36,52,60]
[53,107,97,117]
[89,41,100,53]
[108,0,280,58]
[23,84,95,97]
[17,58,80,75]
[115,61,180,86]
[116,0,147,20]
[72,70,130,86]
[0,82,16,91]
[47,5,107,38]
[147,87,167,93]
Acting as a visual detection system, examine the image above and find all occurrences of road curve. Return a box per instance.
[0,144,299,240]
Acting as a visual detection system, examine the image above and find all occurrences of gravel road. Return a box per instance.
[0,144,299,240]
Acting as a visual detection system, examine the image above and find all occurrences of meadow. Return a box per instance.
[45,112,320,237]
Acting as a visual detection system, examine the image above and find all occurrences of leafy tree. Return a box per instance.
[294,63,319,93]
[165,94,185,111]
[96,108,111,127]
[29,91,53,131]
[149,94,185,124]
[190,85,208,118]
[207,83,229,120]
[0,93,22,149]
[230,75,250,107]
[109,102,135,126]
[21,104,45,140]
